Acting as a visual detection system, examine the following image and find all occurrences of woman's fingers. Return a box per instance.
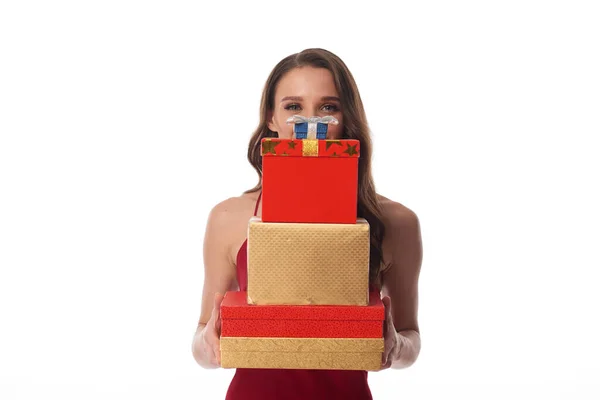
[381,356,392,370]
[213,292,225,336]
[203,292,225,367]
[381,295,395,369]
[381,334,394,368]
[202,321,222,367]
[208,335,221,366]
[214,339,221,366]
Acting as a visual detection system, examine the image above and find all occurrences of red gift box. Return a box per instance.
[261,138,360,224]
[220,290,383,338]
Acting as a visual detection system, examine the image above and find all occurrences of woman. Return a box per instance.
[192,48,423,399]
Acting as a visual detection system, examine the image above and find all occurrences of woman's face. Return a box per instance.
[268,67,344,140]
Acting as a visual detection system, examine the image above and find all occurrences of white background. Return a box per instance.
[1,0,599,399]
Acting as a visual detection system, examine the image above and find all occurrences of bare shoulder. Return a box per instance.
[208,191,260,222]
[376,194,422,274]
[204,190,261,261]
[377,194,420,232]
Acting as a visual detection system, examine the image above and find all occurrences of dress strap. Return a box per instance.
[253,191,262,216]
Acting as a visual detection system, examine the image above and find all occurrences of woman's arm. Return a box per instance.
[380,202,423,369]
[191,200,239,369]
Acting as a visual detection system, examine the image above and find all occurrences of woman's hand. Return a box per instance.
[381,295,400,370]
[197,292,224,368]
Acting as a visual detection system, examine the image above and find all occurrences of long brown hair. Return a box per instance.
[246,48,386,286]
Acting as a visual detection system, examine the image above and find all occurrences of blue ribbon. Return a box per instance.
[286,115,339,140]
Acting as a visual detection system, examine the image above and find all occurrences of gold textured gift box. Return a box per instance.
[247,217,370,305]
[221,337,384,370]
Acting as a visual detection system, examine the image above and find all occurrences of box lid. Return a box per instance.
[221,291,383,321]
[261,138,360,158]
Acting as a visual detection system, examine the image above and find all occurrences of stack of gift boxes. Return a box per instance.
[220,133,385,370]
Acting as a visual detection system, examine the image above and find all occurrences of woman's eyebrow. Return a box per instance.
[280,96,341,102]
[281,96,302,102]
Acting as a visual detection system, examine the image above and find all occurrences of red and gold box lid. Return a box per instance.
[261,138,360,158]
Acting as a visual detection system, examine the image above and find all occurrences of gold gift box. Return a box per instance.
[221,337,383,370]
[247,217,370,305]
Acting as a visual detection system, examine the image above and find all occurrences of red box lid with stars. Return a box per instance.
[261,138,360,158]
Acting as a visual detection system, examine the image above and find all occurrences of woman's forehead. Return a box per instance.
[275,67,339,100]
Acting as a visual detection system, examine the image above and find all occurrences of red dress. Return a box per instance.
[225,192,374,400]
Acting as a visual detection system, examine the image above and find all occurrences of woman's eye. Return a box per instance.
[322,104,339,112]
[285,104,301,111]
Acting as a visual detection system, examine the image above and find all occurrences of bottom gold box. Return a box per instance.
[221,337,383,371]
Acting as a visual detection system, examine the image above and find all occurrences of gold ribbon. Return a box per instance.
[302,139,318,157]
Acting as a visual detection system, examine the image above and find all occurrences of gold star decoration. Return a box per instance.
[325,140,342,151]
[288,141,297,150]
[262,140,280,155]
[343,143,358,156]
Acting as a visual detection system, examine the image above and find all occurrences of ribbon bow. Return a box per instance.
[286,115,339,140]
